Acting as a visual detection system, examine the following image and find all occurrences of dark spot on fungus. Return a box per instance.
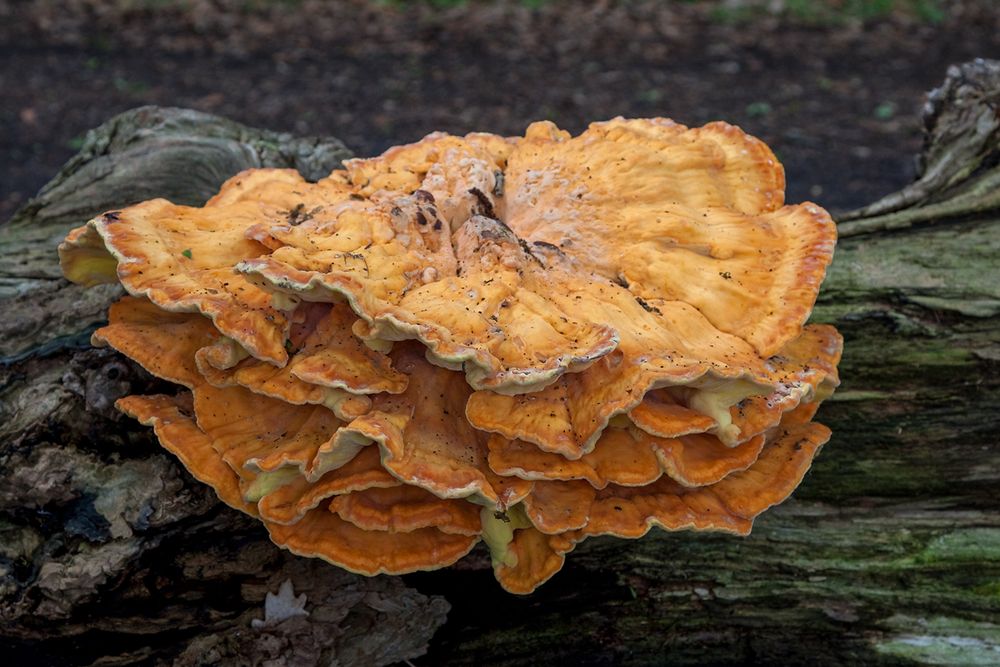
[468,187,496,219]
[492,170,506,197]
[285,203,315,226]
[635,296,661,315]
[532,240,562,253]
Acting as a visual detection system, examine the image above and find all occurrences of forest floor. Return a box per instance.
[1,0,998,221]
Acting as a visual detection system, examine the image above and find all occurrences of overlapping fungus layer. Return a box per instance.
[60,118,841,593]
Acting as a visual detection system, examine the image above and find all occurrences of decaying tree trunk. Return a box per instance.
[2,61,999,665]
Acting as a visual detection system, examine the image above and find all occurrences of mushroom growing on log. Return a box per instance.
[2,58,999,665]
[58,117,840,594]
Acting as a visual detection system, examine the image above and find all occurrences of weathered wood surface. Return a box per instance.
[2,60,999,665]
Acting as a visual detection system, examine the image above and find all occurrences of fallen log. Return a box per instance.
[2,61,998,665]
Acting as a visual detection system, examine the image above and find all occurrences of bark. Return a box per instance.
[2,60,999,665]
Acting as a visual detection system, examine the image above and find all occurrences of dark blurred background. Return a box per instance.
[2,0,998,223]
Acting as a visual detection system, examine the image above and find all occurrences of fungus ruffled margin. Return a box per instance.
[60,117,841,594]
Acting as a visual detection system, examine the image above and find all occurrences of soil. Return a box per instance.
[2,0,998,224]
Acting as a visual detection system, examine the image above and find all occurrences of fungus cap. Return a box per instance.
[62,117,841,594]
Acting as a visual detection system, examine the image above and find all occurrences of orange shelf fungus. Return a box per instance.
[60,117,841,594]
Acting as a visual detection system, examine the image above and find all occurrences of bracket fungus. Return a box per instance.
[60,117,841,594]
